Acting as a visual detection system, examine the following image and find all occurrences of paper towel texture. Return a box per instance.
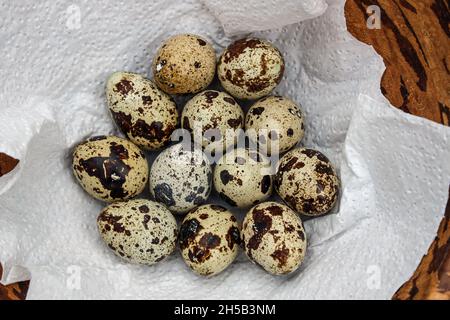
[0,0,449,299]
[202,0,328,35]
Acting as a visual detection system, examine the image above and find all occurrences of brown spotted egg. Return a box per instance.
[245,96,305,155]
[149,143,212,214]
[182,90,244,151]
[152,34,216,95]
[97,199,177,265]
[275,148,340,216]
[72,136,148,202]
[178,204,240,276]
[106,72,178,150]
[213,148,272,208]
[217,38,284,100]
[242,202,307,275]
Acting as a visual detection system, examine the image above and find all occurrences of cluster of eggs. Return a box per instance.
[72,34,340,277]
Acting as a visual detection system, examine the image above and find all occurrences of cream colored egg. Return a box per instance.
[149,143,212,214]
[182,90,244,151]
[213,148,272,208]
[106,72,178,150]
[217,38,284,100]
[245,96,304,155]
[275,148,340,216]
[97,199,177,265]
[72,135,148,202]
[242,202,307,275]
[178,204,240,276]
[152,34,216,95]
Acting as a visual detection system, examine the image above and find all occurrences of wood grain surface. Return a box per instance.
[1,0,449,300]
[392,186,450,300]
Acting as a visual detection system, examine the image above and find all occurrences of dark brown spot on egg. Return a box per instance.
[199,213,209,219]
[154,183,175,207]
[220,170,233,185]
[247,207,272,255]
[223,97,236,105]
[287,128,294,137]
[142,214,150,230]
[79,144,131,199]
[197,38,206,46]
[98,212,129,234]
[315,163,334,176]
[226,226,241,249]
[199,232,221,249]
[251,107,265,115]
[266,204,283,216]
[204,91,219,103]
[223,38,263,64]
[142,96,153,105]
[114,79,134,96]
[194,61,201,68]
[261,175,271,194]
[139,205,149,213]
[227,116,242,129]
[270,245,289,268]
[179,218,203,249]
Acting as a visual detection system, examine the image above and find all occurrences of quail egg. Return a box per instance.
[242,202,307,275]
[72,135,148,202]
[217,38,284,100]
[213,148,272,208]
[152,34,216,95]
[182,90,244,151]
[178,204,240,276]
[149,143,212,214]
[275,148,340,216]
[106,72,178,150]
[97,199,177,265]
[245,96,304,155]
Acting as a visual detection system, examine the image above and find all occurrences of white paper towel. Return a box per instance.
[202,0,328,35]
[1,0,449,299]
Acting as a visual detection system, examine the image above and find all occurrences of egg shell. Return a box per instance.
[217,38,284,100]
[213,148,273,208]
[72,135,148,202]
[245,96,305,154]
[97,199,177,265]
[242,202,307,275]
[182,90,244,151]
[178,204,240,276]
[152,34,216,95]
[275,148,340,216]
[149,143,212,214]
[106,72,178,150]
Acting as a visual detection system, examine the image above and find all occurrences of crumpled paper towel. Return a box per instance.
[1,0,449,299]
[202,0,328,35]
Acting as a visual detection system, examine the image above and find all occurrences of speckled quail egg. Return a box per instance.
[242,202,307,275]
[72,135,148,202]
[97,199,177,265]
[178,204,240,276]
[182,90,244,151]
[106,72,178,150]
[275,148,340,216]
[245,96,304,155]
[213,148,272,208]
[149,143,212,214]
[152,34,216,95]
[217,38,284,100]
